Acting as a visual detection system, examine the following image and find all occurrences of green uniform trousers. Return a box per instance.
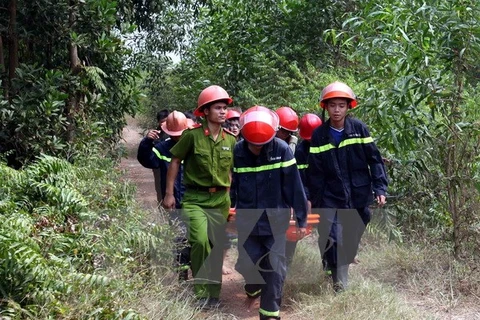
[181,190,230,298]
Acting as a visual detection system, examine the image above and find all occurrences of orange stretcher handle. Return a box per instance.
[227,209,320,242]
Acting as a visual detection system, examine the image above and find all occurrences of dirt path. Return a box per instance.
[119,116,270,320]
[119,116,158,211]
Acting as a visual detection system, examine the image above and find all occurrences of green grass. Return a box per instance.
[282,236,426,320]
[281,228,480,320]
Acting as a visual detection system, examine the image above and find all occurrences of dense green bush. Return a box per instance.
[0,154,178,319]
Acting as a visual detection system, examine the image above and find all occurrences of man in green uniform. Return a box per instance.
[163,85,236,309]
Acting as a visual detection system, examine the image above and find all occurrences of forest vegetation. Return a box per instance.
[0,0,479,318]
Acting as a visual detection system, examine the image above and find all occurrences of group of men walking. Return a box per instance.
[137,82,388,320]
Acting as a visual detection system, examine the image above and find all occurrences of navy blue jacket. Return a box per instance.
[232,137,308,236]
[137,137,184,208]
[306,117,388,209]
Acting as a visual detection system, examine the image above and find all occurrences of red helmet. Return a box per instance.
[320,81,357,109]
[240,106,279,145]
[161,110,188,137]
[298,113,322,141]
[275,106,299,132]
[194,85,233,117]
[226,109,241,120]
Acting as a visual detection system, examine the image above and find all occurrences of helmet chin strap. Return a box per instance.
[321,108,326,123]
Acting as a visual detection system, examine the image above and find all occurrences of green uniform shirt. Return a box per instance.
[170,121,236,187]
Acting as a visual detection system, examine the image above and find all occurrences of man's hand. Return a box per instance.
[376,194,386,207]
[296,227,307,240]
[162,193,176,209]
[146,130,161,140]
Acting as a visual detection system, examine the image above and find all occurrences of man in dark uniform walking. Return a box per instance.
[137,111,191,281]
[307,81,388,291]
[232,106,307,320]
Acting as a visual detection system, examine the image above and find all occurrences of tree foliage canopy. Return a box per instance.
[0,0,204,166]
[142,0,480,258]
[1,0,480,316]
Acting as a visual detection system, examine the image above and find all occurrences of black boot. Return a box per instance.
[332,265,349,292]
[178,268,189,282]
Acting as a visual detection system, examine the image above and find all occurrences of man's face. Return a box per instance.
[326,98,349,123]
[247,143,263,155]
[204,102,228,124]
[275,128,291,141]
[228,119,240,136]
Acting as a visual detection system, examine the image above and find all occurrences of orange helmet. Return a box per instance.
[240,106,279,145]
[275,106,299,132]
[194,85,233,117]
[320,81,357,109]
[226,109,241,120]
[161,110,188,137]
[299,113,322,141]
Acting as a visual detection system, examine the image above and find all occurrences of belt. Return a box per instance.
[187,185,230,193]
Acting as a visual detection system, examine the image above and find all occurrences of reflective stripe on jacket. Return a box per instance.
[137,137,184,208]
[306,117,388,208]
[232,137,307,235]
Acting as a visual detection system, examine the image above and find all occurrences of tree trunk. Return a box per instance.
[66,0,81,143]
[449,72,464,260]
[447,141,461,258]
[0,35,8,99]
[68,0,81,71]
[46,42,52,69]
[8,0,18,97]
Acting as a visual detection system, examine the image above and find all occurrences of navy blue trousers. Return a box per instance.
[317,208,371,269]
[236,232,286,319]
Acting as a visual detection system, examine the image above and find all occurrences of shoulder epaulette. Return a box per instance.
[188,123,202,130]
